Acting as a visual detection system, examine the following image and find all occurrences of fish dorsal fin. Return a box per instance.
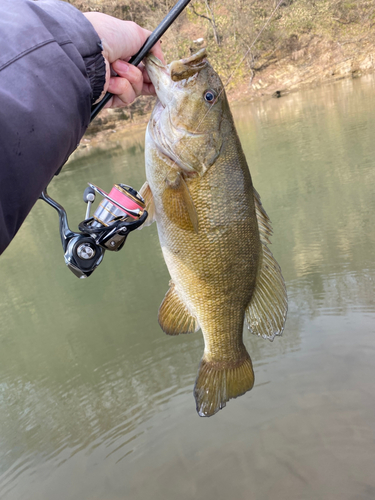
[138,181,156,227]
[245,188,287,340]
[159,281,200,335]
[253,188,272,245]
[162,170,199,233]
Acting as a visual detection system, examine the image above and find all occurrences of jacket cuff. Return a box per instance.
[84,50,107,103]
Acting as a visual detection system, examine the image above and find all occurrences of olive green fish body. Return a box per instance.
[142,50,287,416]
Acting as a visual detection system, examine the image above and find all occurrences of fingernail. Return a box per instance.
[116,60,130,72]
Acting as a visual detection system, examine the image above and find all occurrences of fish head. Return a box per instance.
[145,49,227,175]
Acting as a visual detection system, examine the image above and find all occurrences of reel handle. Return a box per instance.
[39,189,75,252]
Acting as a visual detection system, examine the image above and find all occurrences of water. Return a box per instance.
[1,74,375,500]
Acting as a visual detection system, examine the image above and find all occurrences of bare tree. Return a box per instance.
[190,0,221,45]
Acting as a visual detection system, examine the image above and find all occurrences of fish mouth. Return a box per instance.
[144,54,171,108]
[145,49,208,106]
[145,49,210,174]
[145,48,207,77]
[146,52,165,68]
[169,48,207,81]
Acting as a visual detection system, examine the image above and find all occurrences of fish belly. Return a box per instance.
[159,152,260,352]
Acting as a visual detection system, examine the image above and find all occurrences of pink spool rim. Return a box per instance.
[109,185,144,212]
[88,183,144,219]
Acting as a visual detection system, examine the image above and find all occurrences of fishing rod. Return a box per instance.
[40,0,192,279]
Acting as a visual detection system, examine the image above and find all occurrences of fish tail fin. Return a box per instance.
[194,351,254,417]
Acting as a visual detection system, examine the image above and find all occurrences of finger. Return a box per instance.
[83,15,166,65]
[105,94,132,109]
[108,79,156,100]
[129,25,165,64]
[140,64,153,84]
[107,77,137,106]
[142,82,156,96]
[103,95,114,109]
[137,64,156,95]
[111,60,143,97]
[128,25,165,64]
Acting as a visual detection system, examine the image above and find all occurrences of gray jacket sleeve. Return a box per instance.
[0,0,106,254]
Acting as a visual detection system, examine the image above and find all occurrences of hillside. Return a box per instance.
[65,0,375,133]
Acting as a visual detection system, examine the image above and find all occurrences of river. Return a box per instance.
[0,74,374,500]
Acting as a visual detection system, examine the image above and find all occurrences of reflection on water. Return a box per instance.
[0,74,375,499]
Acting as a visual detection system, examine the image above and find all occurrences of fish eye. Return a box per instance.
[204,90,217,103]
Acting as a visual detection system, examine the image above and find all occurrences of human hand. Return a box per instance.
[83,12,164,108]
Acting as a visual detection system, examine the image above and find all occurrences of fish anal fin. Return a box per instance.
[194,351,254,417]
[162,171,199,233]
[158,282,200,335]
[139,181,155,227]
[246,244,288,341]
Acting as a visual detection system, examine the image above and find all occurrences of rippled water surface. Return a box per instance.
[1,75,375,500]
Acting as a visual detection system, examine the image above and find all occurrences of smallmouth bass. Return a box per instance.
[140,49,287,417]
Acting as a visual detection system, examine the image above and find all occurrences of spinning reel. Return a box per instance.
[40,183,147,279]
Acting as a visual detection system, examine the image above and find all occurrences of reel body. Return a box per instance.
[40,183,147,278]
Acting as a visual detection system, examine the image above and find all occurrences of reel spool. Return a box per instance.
[80,183,146,251]
[91,183,146,225]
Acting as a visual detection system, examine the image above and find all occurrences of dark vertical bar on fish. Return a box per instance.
[90,0,192,122]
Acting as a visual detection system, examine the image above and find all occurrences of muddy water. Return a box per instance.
[0,74,374,500]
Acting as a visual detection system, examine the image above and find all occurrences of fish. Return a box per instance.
[140,48,287,417]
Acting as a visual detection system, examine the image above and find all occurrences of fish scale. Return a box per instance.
[141,49,287,416]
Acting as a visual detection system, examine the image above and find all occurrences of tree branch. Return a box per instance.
[190,2,221,45]
[190,4,213,24]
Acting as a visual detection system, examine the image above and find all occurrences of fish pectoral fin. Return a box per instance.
[138,181,155,227]
[158,282,200,335]
[180,175,199,233]
[245,243,288,341]
[194,351,254,417]
[163,172,199,233]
